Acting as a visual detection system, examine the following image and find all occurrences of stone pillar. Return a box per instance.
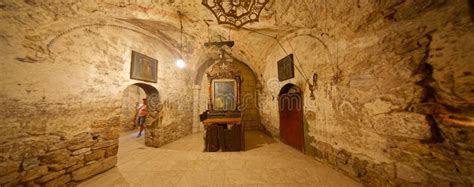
[192,85,201,133]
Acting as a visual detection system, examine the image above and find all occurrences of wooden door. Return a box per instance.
[279,92,304,152]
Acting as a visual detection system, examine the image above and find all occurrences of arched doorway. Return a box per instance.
[120,85,146,132]
[117,83,159,163]
[119,83,160,138]
[279,84,304,152]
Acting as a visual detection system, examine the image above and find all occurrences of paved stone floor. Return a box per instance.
[79,131,362,186]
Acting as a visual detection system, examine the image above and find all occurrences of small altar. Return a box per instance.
[199,60,244,152]
[201,111,243,152]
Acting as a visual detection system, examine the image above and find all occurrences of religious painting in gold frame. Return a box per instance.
[130,51,158,83]
[211,79,237,111]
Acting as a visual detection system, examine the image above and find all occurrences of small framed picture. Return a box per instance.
[130,51,158,83]
[278,54,294,81]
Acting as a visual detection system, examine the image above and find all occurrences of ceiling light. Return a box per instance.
[176,59,186,69]
[176,11,186,69]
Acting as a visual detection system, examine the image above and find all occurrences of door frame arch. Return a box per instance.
[119,83,160,146]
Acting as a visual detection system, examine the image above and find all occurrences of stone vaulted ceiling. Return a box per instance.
[1,0,454,73]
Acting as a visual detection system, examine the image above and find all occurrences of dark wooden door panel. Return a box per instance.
[279,93,304,151]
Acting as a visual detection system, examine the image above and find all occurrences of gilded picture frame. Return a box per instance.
[130,51,158,83]
[211,79,237,111]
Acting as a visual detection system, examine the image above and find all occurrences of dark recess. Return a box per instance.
[416,62,445,143]
[469,0,474,21]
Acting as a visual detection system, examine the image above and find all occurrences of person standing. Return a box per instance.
[135,98,148,137]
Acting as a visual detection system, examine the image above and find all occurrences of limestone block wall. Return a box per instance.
[197,60,262,131]
[258,1,474,186]
[0,5,193,186]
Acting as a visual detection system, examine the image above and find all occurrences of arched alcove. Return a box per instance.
[194,57,260,86]
[192,58,262,133]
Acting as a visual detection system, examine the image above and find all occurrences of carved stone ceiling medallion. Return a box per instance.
[202,0,270,28]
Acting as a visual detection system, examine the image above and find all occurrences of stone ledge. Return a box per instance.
[71,156,117,181]
[307,138,473,186]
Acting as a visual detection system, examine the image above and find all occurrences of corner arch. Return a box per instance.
[279,83,301,96]
[131,83,160,111]
[133,83,159,96]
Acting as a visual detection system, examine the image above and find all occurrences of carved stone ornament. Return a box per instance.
[202,0,270,28]
[147,93,161,112]
[207,62,242,81]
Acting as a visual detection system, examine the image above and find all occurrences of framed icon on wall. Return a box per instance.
[277,54,294,81]
[212,79,237,111]
[130,51,158,83]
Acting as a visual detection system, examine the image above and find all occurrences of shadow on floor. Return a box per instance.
[244,131,277,151]
[152,130,277,152]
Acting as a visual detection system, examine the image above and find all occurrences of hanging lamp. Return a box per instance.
[176,11,186,69]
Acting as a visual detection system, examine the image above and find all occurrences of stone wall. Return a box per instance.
[0,101,120,186]
[257,1,474,186]
[0,3,194,185]
[120,85,146,132]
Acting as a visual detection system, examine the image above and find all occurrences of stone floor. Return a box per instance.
[79,131,362,186]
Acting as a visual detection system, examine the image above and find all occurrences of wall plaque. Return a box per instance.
[130,51,158,83]
[277,54,294,81]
